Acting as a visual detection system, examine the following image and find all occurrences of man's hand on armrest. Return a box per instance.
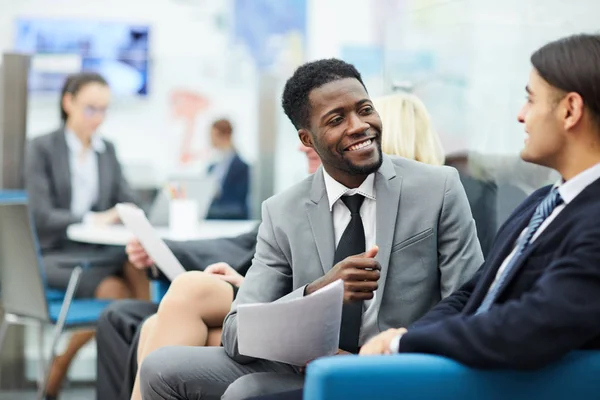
[359,328,407,356]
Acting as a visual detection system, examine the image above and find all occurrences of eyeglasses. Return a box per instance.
[82,105,108,118]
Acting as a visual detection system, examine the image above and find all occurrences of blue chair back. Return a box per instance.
[151,280,170,303]
[0,191,51,322]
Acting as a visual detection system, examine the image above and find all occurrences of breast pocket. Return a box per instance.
[391,228,434,254]
[387,228,436,303]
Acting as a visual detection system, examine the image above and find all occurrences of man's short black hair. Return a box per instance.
[281,58,366,130]
[532,33,600,127]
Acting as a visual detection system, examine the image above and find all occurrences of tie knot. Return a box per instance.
[550,188,564,206]
[342,194,364,215]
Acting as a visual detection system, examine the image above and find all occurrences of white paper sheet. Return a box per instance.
[237,279,344,366]
[116,204,186,281]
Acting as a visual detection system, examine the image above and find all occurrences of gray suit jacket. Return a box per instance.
[25,129,137,250]
[222,155,484,363]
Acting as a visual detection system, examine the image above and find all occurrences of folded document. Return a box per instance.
[116,203,186,281]
[237,279,344,365]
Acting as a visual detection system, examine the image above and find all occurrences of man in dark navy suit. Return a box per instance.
[206,118,250,220]
[359,33,600,369]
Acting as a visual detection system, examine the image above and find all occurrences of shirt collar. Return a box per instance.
[65,129,106,153]
[555,162,600,204]
[322,169,376,211]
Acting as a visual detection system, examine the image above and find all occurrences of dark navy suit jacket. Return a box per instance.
[401,179,600,369]
[207,153,249,220]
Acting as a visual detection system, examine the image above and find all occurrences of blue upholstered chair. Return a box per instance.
[304,352,600,399]
[0,192,113,399]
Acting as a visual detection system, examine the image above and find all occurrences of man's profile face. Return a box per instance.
[518,69,567,167]
[300,78,383,177]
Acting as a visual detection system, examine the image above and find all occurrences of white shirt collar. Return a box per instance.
[555,162,600,204]
[65,129,106,153]
[322,169,376,211]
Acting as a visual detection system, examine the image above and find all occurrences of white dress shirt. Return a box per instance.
[391,162,600,353]
[65,130,105,222]
[322,169,378,345]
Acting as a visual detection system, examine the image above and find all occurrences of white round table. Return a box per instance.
[67,220,259,246]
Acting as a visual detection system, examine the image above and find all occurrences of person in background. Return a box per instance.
[96,144,319,400]
[376,92,497,257]
[206,119,250,220]
[24,72,149,399]
[374,92,445,166]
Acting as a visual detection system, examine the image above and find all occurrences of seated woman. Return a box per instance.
[129,92,446,400]
[24,72,149,398]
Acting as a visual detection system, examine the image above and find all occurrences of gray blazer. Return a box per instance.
[25,129,137,250]
[222,155,484,363]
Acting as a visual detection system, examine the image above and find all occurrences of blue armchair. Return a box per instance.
[304,352,600,400]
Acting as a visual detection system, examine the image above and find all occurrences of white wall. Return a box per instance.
[385,0,600,156]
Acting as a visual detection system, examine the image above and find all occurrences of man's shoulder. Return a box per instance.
[263,173,316,212]
[387,156,456,184]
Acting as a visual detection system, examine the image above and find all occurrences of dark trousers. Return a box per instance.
[96,299,158,400]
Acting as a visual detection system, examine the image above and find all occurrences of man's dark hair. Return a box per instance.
[212,118,233,136]
[281,59,366,130]
[60,72,109,122]
[531,33,600,126]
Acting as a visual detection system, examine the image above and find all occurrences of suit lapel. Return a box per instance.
[465,191,542,311]
[494,180,600,299]
[306,168,336,274]
[52,130,72,208]
[373,156,402,306]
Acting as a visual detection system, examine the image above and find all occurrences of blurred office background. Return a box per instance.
[0,0,597,397]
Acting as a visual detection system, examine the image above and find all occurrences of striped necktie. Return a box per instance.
[476,188,564,314]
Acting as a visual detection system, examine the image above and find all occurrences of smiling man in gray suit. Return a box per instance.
[140,59,483,400]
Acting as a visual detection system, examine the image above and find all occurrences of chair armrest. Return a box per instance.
[304,352,600,400]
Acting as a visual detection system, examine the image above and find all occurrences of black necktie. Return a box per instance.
[334,194,365,353]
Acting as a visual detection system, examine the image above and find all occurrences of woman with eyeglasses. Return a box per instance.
[24,72,150,399]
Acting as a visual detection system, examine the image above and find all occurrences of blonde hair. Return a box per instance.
[373,93,445,166]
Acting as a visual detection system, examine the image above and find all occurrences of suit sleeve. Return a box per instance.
[222,201,293,363]
[401,228,600,369]
[107,143,137,205]
[24,140,82,237]
[436,168,484,298]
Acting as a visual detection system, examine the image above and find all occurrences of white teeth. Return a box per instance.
[348,139,372,151]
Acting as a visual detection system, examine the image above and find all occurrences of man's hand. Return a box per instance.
[205,262,245,288]
[305,246,380,303]
[126,239,154,269]
[359,328,407,356]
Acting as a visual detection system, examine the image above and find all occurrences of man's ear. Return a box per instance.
[298,129,314,148]
[563,92,584,131]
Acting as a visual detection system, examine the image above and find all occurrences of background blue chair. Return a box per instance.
[0,192,112,399]
[304,352,600,400]
[151,279,170,303]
